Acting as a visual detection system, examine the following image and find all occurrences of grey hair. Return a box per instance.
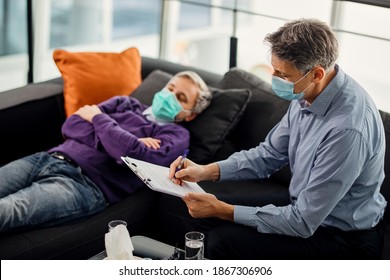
[170,71,212,114]
[264,18,339,74]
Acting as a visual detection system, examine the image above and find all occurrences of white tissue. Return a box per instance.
[104,224,135,260]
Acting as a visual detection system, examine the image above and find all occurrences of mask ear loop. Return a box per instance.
[293,69,313,95]
[174,109,194,122]
[181,108,193,114]
[293,69,312,85]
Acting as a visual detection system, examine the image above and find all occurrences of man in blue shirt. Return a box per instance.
[170,18,387,259]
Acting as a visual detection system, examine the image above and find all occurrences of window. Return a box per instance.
[335,1,390,111]
[178,0,211,30]
[50,0,103,48]
[0,0,28,91]
[112,0,161,39]
[0,0,27,56]
[41,0,162,83]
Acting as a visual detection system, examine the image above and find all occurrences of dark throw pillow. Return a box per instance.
[130,69,252,164]
[130,69,172,106]
[183,88,251,163]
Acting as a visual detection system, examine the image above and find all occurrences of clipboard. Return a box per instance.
[121,156,206,198]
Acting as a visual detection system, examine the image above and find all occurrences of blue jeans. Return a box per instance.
[0,152,106,231]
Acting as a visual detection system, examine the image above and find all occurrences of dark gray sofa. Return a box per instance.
[0,57,388,259]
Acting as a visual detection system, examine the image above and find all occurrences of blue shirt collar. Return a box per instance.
[302,64,344,117]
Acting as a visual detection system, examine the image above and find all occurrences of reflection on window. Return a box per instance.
[0,0,27,56]
[179,0,211,30]
[50,0,103,48]
[112,0,161,39]
[177,0,251,30]
[337,1,390,40]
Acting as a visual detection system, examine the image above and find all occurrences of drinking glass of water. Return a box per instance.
[108,220,127,232]
[185,231,204,260]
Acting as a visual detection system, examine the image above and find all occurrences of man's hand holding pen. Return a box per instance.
[168,155,233,221]
[169,152,221,185]
[169,151,201,185]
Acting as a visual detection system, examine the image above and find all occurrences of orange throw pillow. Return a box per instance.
[53,47,142,116]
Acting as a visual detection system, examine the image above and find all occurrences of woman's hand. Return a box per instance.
[138,137,161,149]
[74,105,102,122]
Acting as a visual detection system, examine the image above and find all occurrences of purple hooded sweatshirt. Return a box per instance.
[49,96,190,204]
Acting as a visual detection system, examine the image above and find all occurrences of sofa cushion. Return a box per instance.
[0,187,159,259]
[156,179,290,247]
[53,47,142,116]
[130,69,252,163]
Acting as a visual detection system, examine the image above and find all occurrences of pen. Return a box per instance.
[176,149,189,173]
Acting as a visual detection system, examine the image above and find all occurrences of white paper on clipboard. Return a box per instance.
[121,156,205,198]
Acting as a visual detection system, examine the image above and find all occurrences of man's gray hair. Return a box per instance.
[264,18,339,74]
[171,71,212,114]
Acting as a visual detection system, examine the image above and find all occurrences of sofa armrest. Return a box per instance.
[0,78,65,165]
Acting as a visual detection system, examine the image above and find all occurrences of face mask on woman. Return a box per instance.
[271,70,312,101]
[151,88,191,122]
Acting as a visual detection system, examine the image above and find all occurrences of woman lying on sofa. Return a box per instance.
[0,71,211,232]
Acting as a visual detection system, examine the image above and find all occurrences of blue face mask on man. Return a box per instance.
[151,88,190,122]
[271,70,312,101]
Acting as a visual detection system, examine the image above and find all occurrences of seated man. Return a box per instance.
[0,71,211,232]
[170,19,387,259]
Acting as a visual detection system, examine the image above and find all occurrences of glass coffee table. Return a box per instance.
[89,235,183,260]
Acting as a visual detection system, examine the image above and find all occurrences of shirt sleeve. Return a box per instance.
[60,96,144,147]
[98,96,147,114]
[233,128,370,237]
[61,115,96,145]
